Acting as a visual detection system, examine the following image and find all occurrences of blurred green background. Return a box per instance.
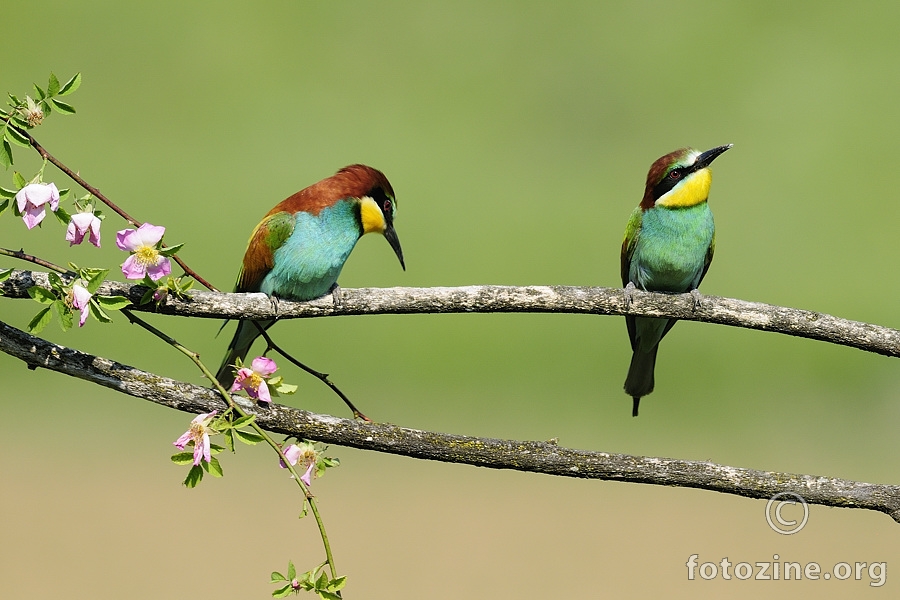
[2,1,899,597]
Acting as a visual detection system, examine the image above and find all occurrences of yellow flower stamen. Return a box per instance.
[135,245,161,267]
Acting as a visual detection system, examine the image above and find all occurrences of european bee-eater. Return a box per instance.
[215,164,405,388]
[621,145,731,416]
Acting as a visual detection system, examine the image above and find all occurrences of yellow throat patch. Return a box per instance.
[359,196,387,234]
[656,168,712,208]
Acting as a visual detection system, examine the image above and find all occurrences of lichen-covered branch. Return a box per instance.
[3,269,900,358]
[2,317,899,522]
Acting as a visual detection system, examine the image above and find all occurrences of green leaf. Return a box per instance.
[270,572,287,583]
[183,465,204,488]
[59,73,82,96]
[12,171,27,189]
[53,205,71,225]
[0,268,11,281]
[208,443,225,455]
[158,243,184,257]
[234,429,265,445]
[0,186,15,199]
[326,576,347,593]
[140,287,157,305]
[0,138,12,168]
[85,269,109,294]
[223,428,235,453]
[231,415,256,428]
[32,84,46,101]
[274,382,298,395]
[54,300,74,331]
[49,99,75,115]
[27,306,53,333]
[171,452,196,465]
[4,125,29,148]
[207,456,224,478]
[316,591,342,600]
[47,73,60,97]
[271,584,292,598]
[89,301,112,323]
[27,286,56,304]
[47,272,63,290]
[0,198,8,217]
[96,295,131,310]
[287,561,297,580]
[315,570,328,590]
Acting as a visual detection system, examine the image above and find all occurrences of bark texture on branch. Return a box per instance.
[3,269,900,358]
[2,317,899,522]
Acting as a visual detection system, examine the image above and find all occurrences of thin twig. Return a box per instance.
[253,322,370,421]
[13,125,218,292]
[118,308,340,579]
[2,316,898,522]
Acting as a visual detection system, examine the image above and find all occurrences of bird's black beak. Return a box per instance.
[694,144,733,171]
[384,224,405,271]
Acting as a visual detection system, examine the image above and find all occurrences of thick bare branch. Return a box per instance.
[2,317,899,522]
[3,269,900,357]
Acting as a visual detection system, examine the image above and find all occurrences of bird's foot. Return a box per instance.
[689,288,703,310]
[623,281,637,307]
[269,295,280,317]
[330,283,343,308]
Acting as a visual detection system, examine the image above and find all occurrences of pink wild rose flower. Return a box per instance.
[116,223,171,281]
[230,356,278,404]
[71,283,92,327]
[16,183,60,229]
[279,442,317,486]
[66,212,102,247]
[173,411,218,466]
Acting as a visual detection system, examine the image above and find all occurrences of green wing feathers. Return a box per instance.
[620,207,642,286]
[236,211,295,293]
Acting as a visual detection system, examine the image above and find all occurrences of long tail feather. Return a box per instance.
[624,344,659,417]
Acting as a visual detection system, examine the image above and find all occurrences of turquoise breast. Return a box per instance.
[261,199,361,300]
[629,202,714,293]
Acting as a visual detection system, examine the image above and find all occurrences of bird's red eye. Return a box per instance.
[383,200,392,212]
[668,170,681,180]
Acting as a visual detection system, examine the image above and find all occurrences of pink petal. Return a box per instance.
[72,285,92,310]
[145,257,171,281]
[16,183,57,210]
[200,432,211,464]
[78,304,90,327]
[230,368,253,391]
[279,444,302,468]
[88,217,101,247]
[251,356,278,377]
[133,223,166,247]
[47,183,60,211]
[120,254,146,280]
[255,380,272,404]
[192,443,204,466]
[196,410,217,423]
[300,462,314,486]
[116,228,139,251]
[66,220,83,244]
[21,204,46,229]
[173,431,192,449]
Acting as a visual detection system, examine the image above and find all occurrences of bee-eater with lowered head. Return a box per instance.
[215,164,405,389]
[621,145,731,416]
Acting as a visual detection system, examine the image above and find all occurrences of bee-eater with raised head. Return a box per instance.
[215,164,405,388]
[621,145,731,417]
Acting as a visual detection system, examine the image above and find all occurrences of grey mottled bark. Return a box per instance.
[3,269,900,357]
[2,316,899,523]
